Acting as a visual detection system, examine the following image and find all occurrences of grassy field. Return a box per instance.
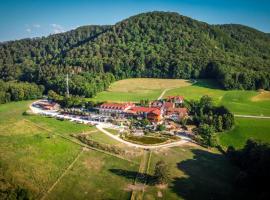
[218,117,270,149]
[89,78,192,102]
[0,101,139,199]
[144,146,238,200]
[89,78,270,149]
[166,80,270,116]
[46,149,138,200]
[90,78,270,116]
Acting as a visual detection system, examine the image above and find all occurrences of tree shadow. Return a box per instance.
[193,79,223,90]
[109,169,156,185]
[170,149,238,200]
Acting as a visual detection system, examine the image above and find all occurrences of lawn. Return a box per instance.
[89,78,192,102]
[46,149,138,200]
[143,146,238,200]
[218,117,270,149]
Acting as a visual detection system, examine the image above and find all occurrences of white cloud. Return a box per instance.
[33,24,41,28]
[26,28,31,33]
[50,23,65,34]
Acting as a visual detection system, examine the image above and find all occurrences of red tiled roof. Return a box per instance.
[167,96,184,101]
[149,109,161,116]
[167,107,188,114]
[130,106,157,113]
[164,102,174,109]
[100,103,134,110]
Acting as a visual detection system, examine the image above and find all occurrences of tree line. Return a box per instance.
[187,95,234,146]
[0,80,44,104]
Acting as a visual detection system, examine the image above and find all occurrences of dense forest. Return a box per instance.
[1,11,270,101]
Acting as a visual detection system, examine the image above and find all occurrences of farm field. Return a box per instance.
[218,117,270,149]
[89,78,192,102]
[46,149,138,200]
[0,101,139,199]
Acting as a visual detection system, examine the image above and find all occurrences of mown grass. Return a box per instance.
[166,80,270,116]
[46,149,138,200]
[218,118,270,149]
[89,78,192,102]
[144,146,238,200]
[87,129,121,145]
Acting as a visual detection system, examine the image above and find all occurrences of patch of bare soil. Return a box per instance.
[252,90,270,102]
[157,191,163,198]
[156,184,168,190]
[182,141,200,148]
[83,157,104,172]
[124,183,147,191]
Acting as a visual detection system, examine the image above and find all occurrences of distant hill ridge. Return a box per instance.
[1,11,270,93]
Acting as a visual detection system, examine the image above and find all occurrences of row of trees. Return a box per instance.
[45,72,115,97]
[227,139,270,200]
[0,80,44,104]
[187,96,234,146]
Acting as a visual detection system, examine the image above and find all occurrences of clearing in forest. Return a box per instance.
[108,78,192,93]
[90,78,192,102]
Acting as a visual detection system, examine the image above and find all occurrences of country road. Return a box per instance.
[96,125,192,149]
[234,114,270,119]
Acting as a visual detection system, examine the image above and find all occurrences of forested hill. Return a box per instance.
[1,11,270,100]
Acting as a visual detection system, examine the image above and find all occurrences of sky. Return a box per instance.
[0,0,269,42]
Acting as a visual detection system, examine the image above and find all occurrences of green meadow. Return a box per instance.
[89,78,192,102]
[166,80,270,116]
[218,117,270,149]
[90,78,270,116]
[0,101,138,199]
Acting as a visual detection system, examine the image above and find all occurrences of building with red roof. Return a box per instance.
[129,106,162,122]
[99,102,135,115]
[166,96,184,104]
[166,107,188,119]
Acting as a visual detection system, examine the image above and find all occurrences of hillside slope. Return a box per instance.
[0,11,270,95]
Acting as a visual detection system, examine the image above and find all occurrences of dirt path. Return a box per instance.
[96,125,192,149]
[157,89,169,100]
[30,101,192,149]
[40,148,84,200]
[234,114,270,119]
[130,150,152,200]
